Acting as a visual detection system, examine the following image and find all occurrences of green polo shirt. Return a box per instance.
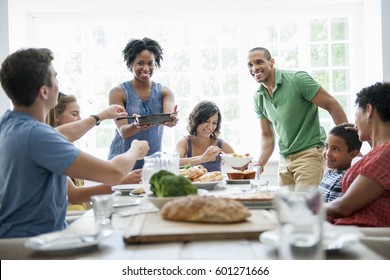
[254,68,326,157]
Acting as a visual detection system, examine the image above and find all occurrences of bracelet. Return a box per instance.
[251,162,264,173]
[90,115,101,126]
[258,162,264,173]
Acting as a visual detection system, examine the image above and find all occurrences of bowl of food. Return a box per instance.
[147,194,180,209]
[220,153,253,168]
[147,170,199,209]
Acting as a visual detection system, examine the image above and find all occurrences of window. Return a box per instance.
[29,2,365,160]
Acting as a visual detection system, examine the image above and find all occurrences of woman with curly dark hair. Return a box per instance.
[175,100,235,172]
[326,82,390,227]
[108,37,178,169]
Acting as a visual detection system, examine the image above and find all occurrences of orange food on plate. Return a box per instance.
[227,170,245,180]
[243,169,256,179]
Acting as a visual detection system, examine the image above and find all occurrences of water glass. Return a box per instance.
[141,151,179,194]
[274,189,325,260]
[91,194,113,227]
[250,178,269,191]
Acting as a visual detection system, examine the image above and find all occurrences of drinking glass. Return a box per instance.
[141,151,179,194]
[91,194,113,227]
[274,189,325,260]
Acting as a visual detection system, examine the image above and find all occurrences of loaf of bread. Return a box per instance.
[160,195,251,223]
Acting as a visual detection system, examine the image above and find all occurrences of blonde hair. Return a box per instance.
[46,93,77,127]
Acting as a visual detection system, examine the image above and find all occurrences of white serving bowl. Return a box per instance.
[147,194,184,209]
[220,153,253,168]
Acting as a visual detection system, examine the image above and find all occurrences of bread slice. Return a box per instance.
[160,195,251,223]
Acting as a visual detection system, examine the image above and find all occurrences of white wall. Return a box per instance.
[382,0,390,81]
[0,0,10,115]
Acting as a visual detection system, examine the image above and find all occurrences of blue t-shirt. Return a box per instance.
[0,110,80,238]
[108,81,164,169]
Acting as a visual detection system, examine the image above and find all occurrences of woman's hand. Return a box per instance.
[98,104,128,121]
[201,146,221,163]
[163,105,179,128]
[132,114,155,130]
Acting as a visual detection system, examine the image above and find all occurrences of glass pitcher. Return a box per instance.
[141,151,179,194]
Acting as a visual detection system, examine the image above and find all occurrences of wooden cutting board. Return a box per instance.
[123,210,277,244]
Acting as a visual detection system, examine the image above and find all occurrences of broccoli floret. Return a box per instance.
[150,169,197,197]
[150,170,175,197]
[177,175,197,195]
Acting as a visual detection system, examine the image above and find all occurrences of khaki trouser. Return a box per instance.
[278,147,325,192]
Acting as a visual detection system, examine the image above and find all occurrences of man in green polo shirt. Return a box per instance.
[247,47,348,192]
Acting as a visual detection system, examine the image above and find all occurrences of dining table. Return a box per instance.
[0,182,389,261]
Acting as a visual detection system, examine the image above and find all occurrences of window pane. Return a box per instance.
[332,69,350,92]
[171,75,191,98]
[222,48,237,71]
[280,21,298,43]
[201,49,219,71]
[310,45,329,67]
[281,48,299,69]
[172,50,190,72]
[331,18,349,40]
[335,95,351,116]
[202,74,220,96]
[310,19,328,42]
[332,44,349,66]
[223,124,240,147]
[311,70,330,91]
[262,25,278,43]
[223,99,239,122]
[223,73,238,96]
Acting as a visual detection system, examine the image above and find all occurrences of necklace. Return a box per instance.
[131,81,151,102]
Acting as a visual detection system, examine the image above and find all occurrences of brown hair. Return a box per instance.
[0,48,54,106]
[187,100,221,140]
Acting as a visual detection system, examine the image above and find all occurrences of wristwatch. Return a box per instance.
[90,115,101,126]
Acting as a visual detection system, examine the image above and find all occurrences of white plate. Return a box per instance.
[111,184,141,194]
[220,154,253,168]
[192,181,221,190]
[259,226,362,251]
[113,199,141,208]
[24,229,113,254]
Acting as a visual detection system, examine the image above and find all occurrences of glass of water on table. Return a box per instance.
[274,189,325,260]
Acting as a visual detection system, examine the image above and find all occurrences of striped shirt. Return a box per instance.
[319,169,346,202]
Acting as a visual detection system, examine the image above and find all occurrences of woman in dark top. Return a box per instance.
[176,101,235,172]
